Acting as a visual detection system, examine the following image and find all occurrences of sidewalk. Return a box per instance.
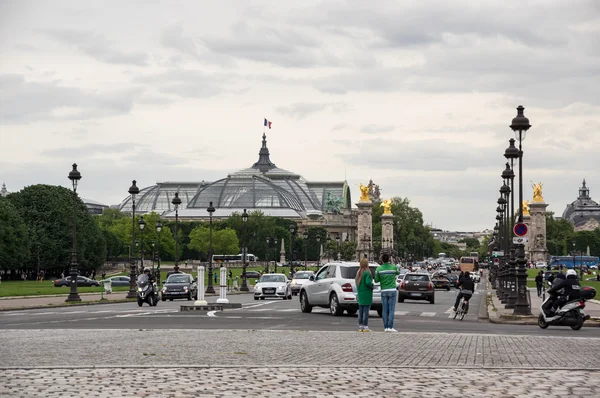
[488,287,600,326]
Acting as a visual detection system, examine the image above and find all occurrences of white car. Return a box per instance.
[290,271,315,295]
[535,262,547,269]
[299,262,383,317]
[253,274,292,300]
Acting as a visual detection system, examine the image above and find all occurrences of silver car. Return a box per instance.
[299,262,383,317]
[253,274,292,300]
[290,271,315,295]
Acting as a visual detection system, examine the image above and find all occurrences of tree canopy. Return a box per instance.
[0,198,31,269]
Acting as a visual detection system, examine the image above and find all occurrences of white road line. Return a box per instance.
[278,308,299,312]
[448,313,456,318]
[420,312,436,317]
[444,306,455,314]
[242,301,278,309]
[249,308,272,312]
[394,311,410,316]
[207,311,218,317]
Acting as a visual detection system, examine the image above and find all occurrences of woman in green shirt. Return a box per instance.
[355,258,374,332]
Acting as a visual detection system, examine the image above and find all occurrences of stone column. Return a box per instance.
[523,213,531,261]
[355,200,374,261]
[381,213,394,254]
[280,238,286,264]
[528,201,549,262]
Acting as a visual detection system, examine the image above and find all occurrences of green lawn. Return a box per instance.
[0,280,130,297]
[526,268,600,290]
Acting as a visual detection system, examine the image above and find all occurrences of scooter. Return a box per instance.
[137,274,158,307]
[538,286,596,330]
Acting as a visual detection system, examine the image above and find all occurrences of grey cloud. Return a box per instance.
[160,24,198,57]
[41,143,135,159]
[0,74,136,124]
[331,123,348,131]
[360,124,395,134]
[45,29,148,66]
[134,69,236,98]
[275,102,349,119]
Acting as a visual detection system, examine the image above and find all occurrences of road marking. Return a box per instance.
[394,311,410,316]
[207,311,218,317]
[279,308,299,312]
[249,308,273,312]
[420,312,436,317]
[444,307,454,314]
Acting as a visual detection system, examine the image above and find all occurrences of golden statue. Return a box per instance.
[523,200,530,216]
[359,183,370,202]
[531,182,544,203]
[381,199,393,215]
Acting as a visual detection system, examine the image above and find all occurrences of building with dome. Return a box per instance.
[118,134,356,239]
[562,179,600,231]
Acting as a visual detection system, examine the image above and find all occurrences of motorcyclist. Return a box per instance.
[141,268,157,299]
[547,269,581,314]
[453,271,475,312]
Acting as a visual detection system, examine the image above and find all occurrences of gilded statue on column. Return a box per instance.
[531,182,544,203]
[523,200,530,216]
[381,199,393,215]
[359,183,371,202]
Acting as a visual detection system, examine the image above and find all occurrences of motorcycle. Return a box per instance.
[137,274,158,307]
[538,286,596,330]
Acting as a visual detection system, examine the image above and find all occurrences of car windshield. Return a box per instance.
[294,272,312,279]
[260,275,286,283]
[406,274,430,282]
[167,275,189,283]
[340,266,378,279]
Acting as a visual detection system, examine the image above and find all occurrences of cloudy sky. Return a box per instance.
[1,0,599,231]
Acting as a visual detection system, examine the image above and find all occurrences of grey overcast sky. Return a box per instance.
[1,0,599,231]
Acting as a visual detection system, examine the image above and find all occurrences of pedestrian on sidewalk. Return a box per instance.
[375,253,399,332]
[355,258,374,332]
[535,271,544,297]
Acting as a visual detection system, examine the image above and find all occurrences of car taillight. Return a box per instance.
[342,283,353,292]
[400,281,405,289]
[579,301,586,308]
[428,283,433,291]
[55,280,60,283]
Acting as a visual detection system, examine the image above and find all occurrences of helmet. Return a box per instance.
[143,267,151,273]
[566,269,577,278]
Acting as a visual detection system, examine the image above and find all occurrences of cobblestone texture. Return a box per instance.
[0,367,598,397]
[1,329,599,369]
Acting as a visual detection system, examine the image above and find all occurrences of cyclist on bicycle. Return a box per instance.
[452,271,474,312]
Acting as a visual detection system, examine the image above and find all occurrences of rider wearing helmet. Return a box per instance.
[547,269,581,314]
[453,271,475,312]
[143,267,155,283]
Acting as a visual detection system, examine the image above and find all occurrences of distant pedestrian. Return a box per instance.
[91,270,96,280]
[535,271,544,297]
[228,270,233,279]
[61,272,65,279]
[355,258,374,332]
[214,272,218,284]
[101,272,106,281]
[375,253,400,332]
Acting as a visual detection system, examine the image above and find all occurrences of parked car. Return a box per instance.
[254,274,291,300]
[535,261,547,269]
[54,276,100,287]
[100,276,130,287]
[243,271,261,280]
[397,273,435,304]
[160,273,197,301]
[299,262,383,317]
[290,271,315,295]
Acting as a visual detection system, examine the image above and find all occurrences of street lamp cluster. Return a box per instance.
[489,106,531,316]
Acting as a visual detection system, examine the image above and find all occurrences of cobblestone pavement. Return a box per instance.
[0,367,598,397]
[1,329,599,369]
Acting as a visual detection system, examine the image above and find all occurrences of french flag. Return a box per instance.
[264,118,272,129]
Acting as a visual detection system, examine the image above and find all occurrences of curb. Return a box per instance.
[489,315,600,327]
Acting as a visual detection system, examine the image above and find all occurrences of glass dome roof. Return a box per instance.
[118,182,209,214]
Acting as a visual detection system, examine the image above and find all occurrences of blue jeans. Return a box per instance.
[358,305,370,327]
[381,290,397,329]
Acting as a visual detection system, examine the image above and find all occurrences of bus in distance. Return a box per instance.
[212,254,258,263]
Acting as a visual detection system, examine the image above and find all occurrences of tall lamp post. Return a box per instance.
[206,201,216,294]
[241,209,249,292]
[289,224,296,276]
[66,163,82,302]
[172,192,182,273]
[510,105,532,315]
[151,240,155,275]
[316,236,321,267]
[126,180,140,299]
[156,221,162,285]
[138,216,146,273]
[303,231,309,270]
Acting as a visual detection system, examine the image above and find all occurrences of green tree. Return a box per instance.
[7,184,105,275]
[546,212,574,255]
[0,198,31,269]
[188,226,239,257]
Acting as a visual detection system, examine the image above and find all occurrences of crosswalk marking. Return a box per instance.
[420,312,436,317]
[394,311,410,316]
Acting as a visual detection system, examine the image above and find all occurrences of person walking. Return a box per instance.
[355,258,374,332]
[375,253,400,332]
[535,271,544,297]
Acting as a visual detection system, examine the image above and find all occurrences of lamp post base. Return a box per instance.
[126,264,137,299]
[65,293,81,302]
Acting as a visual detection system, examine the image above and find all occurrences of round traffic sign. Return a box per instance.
[513,223,528,237]
[493,258,500,265]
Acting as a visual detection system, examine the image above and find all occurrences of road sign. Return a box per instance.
[513,223,528,237]
[513,237,528,244]
[492,251,504,257]
[493,258,500,265]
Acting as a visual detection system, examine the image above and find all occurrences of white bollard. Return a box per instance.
[194,265,208,306]
[216,267,229,304]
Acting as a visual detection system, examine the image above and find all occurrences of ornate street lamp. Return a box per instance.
[316,236,321,267]
[151,239,155,274]
[510,105,532,315]
[206,201,216,294]
[241,209,249,291]
[126,180,139,299]
[172,192,182,273]
[156,221,162,285]
[303,231,309,270]
[138,216,146,273]
[289,223,295,276]
[66,163,82,302]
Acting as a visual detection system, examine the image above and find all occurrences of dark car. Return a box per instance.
[398,273,435,304]
[431,274,451,291]
[243,271,261,279]
[160,273,197,301]
[447,274,459,288]
[100,276,130,287]
[54,276,100,287]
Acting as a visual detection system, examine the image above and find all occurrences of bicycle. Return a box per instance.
[453,296,469,320]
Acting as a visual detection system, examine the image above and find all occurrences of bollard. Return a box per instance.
[194,265,208,306]
[216,267,229,304]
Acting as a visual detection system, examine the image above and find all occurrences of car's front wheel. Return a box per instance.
[300,291,313,313]
[329,293,344,316]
